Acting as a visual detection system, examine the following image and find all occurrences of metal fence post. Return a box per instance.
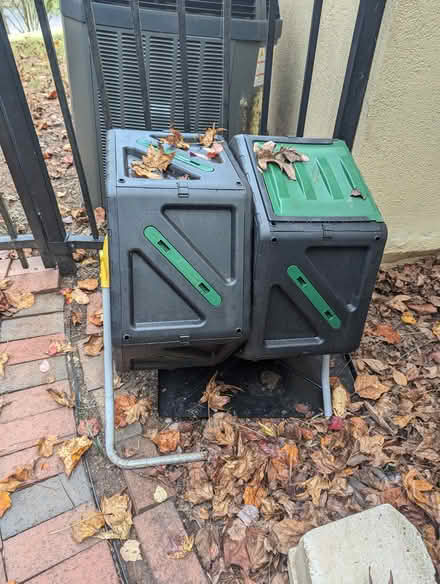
[0,14,76,274]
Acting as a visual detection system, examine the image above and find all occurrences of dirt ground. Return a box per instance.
[2,33,440,584]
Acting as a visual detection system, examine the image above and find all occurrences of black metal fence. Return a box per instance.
[0,0,385,274]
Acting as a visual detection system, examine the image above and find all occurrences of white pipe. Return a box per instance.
[100,240,206,468]
[321,354,332,418]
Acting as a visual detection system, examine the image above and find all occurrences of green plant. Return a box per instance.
[0,0,59,34]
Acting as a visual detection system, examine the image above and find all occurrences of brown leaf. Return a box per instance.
[46,387,75,408]
[71,288,90,305]
[273,519,307,554]
[89,309,103,327]
[78,278,98,291]
[0,492,11,517]
[403,468,433,506]
[407,303,437,314]
[199,123,225,148]
[57,436,93,477]
[94,207,106,227]
[99,493,133,540]
[205,142,224,159]
[84,335,103,356]
[125,397,152,425]
[78,417,101,437]
[361,358,388,373]
[37,435,57,457]
[392,369,407,386]
[0,464,33,493]
[114,395,151,427]
[131,144,175,178]
[298,475,330,506]
[71,310,82,326]
[0,352,8,377]
[374,323,401,344]
[224,533,250,573]
[203,412,236,446]
[47,340,72,356]
[199,372,239,411]
[350,417,369,439]
[355,374,390,400]
[6,289,35,311]
[401,311,417,325]
[269,443,299,482]
[246,527,269,571]
[358,434,384,456]
[195,525,220,569]
[387,294,411,312]
[332,384,350,418]
[47,89,57,100]
[433,322,440,339]
[184,463,214,504]
[243,486,267,509]
[152,429,180,453]
[161,128,190,150]
[393,414,413,429]
[254,141,308,181]
[71,510,105,543]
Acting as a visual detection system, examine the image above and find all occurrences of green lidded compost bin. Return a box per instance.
[229,135,387,361]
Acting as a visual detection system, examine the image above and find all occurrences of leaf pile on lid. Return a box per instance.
[254,141,309,180]
[199,123,225,148]
[131,144,175,179]
[160,128,190,150]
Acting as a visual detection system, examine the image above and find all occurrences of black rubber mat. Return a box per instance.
[158,354,356,419]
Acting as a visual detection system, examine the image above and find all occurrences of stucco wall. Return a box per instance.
[269,0,440,256]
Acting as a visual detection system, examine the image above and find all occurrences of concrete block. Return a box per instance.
[288,504,436,584]
[59,462,93,507]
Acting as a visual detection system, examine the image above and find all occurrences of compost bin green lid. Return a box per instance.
[259,139,383,221]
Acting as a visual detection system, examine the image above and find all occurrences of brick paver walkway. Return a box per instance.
[0,257,207,584]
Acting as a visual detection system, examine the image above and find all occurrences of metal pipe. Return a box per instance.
[296,0,323,137]
[100,238,206,469]
[321,354,332,418]
[34,0,99,240]
[130,0,152,130]
[259,0,277,135]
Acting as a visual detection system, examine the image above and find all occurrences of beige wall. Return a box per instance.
[269,0,440,257]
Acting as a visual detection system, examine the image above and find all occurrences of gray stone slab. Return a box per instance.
[4,293,64,319]
[1,312,64,342]
[0,476,73,539]
[79,341,104,391]
[59,463,93,507]
[0,355,67,394]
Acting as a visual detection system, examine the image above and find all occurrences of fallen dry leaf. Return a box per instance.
[205,142,224,159]
[243,485,267,509]
[99,493,133,540]
[6,289,35,311]
[407,303,437,314]
[47,340,72,356]
[94,207,106,227]
[393,414,413,429]
[433,322,440,339]
[114,394,151,428]
[403,468,433,506]
[84,335,103,357]
[46,387,75,408]
[78,278,98,292]
[71,510,105,543]
[184,463,214,504]
[273,519,307,554]
[0,352,8,377]
[254,141,308,181]
[58,436,93,477]
[199,123,224,148]
[392,370,408,386]
[195,525,220,569]
[131,144,175,178]
[120,539,142,562]
[361,358,388,373]
[71,288,90,305]
[153,485,168,503]
[203,412,236,446]
[401,311,417,325]
[0,492,11,517]
[37,435,57,457]
[200,372,240,412]
[78,417,101,437]
[0,464,33,493]
[161,128,190,150]
[88,309,103,327]
[152,429,180,453]
[374,323,401,344]
[71,310,82,326]
[332,384,350,418]
[355,374,390,400]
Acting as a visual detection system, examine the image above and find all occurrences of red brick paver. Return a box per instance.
[0,446,64,486]
[134,500,208,584]
[3,504,97,583]
[121,436,176,514]
[0,380,71,424]
[0,406,75,456]
[8,257,46,277]
[0,335,66,366]
[26,542,119,584]
[8,268,59,294]
[0,558,6,584]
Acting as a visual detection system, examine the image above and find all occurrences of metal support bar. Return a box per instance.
[0,15,75,275]
[296,0,323,137]
[334,0,386,149]
[0,234,104,251]
[259,0,277,135]
[0,194,28,269]
[130,0,152,130]
[177,0,191,132]
[83,0,112,130]
[222,0,231,137]
[34,0,99,240]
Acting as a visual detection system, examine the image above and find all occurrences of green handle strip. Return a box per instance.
[287,265,341,329]
[144,226,222,307]
[136,138,214,173]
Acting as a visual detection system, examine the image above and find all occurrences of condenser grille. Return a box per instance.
[95,28,224,168]
[93,0,258,19]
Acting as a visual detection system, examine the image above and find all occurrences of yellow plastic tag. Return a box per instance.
[99,235,110,288]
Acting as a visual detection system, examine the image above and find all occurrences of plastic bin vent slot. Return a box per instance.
[144,226,222,307]
[287,265,341,330]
